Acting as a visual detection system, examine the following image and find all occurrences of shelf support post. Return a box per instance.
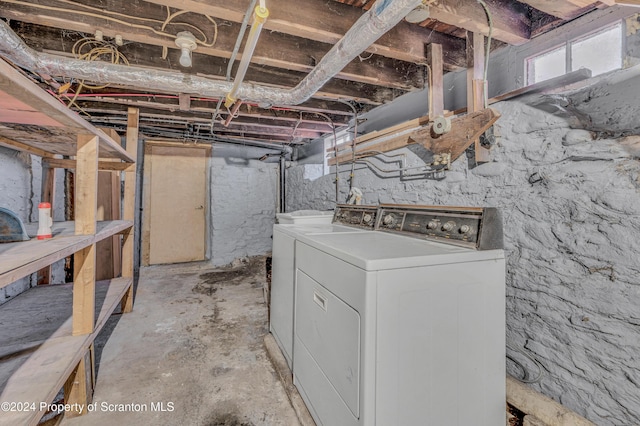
[121,107,139,313]
[37,162,57,285]
[73,133,98,335]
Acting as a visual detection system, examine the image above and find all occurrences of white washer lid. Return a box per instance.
[274,223,368,238]
[296,231,504,270]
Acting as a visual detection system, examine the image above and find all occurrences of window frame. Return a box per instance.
[525,21,624,85]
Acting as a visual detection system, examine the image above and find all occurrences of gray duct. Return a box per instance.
[0,0,421,106]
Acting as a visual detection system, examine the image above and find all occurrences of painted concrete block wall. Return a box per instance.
[286,101,640,426]
[210,156,279,266]
[0,147,65,305]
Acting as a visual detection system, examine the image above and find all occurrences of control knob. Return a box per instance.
[442,221,456,232]
[363,213,372,224]
[427,221,439,230]
[383,214,397,227]
[459,225,471,234]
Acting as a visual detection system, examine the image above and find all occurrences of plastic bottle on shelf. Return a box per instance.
[37,202,53,240]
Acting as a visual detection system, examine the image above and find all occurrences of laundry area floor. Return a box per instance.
[62,257,299,426]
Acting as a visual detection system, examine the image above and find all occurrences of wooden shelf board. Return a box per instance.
[0,58,134,162]
[0,278,132,426]
[0,220,133,289]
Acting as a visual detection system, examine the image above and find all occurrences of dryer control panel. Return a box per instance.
[375,204,503,249]
[333,204,378,229]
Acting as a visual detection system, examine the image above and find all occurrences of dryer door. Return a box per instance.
[295,270,361,419]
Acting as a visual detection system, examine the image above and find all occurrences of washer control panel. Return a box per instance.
[333,204,378,230]
[375,204,503,249]
[333,204,379,229]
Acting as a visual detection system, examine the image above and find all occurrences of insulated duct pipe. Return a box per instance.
[0,0,422,106]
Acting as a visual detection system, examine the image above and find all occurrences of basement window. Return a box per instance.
[323,131,351,176]
[527,22,622,84]
[527,45,567,84]
[571,23,622,77]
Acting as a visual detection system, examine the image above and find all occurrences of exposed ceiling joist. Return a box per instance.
[0,0,623,146]
[518,0,595,19]
[0,0,427,90]
[140,0,467,64]
[426,0,531,45]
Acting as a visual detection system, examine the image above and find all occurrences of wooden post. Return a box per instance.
[427,43,444,120]
[72,134,98,335]
[121,108,139,313]
[64,350,93,417]
[466,31,491,163]
[66,133,98,415]
[37,162,56,285]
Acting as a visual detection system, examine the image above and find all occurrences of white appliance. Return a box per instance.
[270,205,379,369]
[276,210,334,224]
[293,204,506,426]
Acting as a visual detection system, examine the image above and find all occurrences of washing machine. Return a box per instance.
[270,205,379,369]
[293,204,506,426]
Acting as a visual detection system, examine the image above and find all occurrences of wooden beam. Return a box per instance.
[0,2,425,90]
[429,0,531,45]
[179,94,191,112]
[64,352,92,417]
[452,69,593,115]
[328,116,430,153]
[467,32,491,163]
[517,0,588,19]
[73,133,98,336]
[139,0,466,65]
[37,163,56,286]
[43,158,135,172]
[13,21,409,103]
[329,109,500,166]
[0,135,54,157]
[72,96,343,127]
[121,108,139,313]
[427,43,444,119]
[0,57,133,161]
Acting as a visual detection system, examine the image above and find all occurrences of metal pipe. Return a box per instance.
[0,0,422,106]
[225,4,269,108]
[212,0,258,125]
[279,155,286,213]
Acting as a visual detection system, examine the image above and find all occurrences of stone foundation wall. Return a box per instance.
[210,157,279,266]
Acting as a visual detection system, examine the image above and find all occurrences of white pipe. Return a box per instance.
[225,5,269,107]
[0,0,422,106]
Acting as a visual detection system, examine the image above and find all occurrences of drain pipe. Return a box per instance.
[279,154,286,214]
[0,0,422,106]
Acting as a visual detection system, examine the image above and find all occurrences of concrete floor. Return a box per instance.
[62,257,299,426]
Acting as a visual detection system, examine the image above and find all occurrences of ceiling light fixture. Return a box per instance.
[175,31,197,68]
[405,4,430,23]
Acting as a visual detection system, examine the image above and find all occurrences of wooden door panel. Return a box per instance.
[146,144,207,265]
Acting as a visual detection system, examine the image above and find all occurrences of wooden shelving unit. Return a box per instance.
[0,57,139,425]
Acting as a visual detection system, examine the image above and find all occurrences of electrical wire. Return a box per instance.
[2,0,218,48]
[336,100,359,192]
[160,6,218,60]
[506,344,545,384]
[64,38,130,109]
[476,0,494,108]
